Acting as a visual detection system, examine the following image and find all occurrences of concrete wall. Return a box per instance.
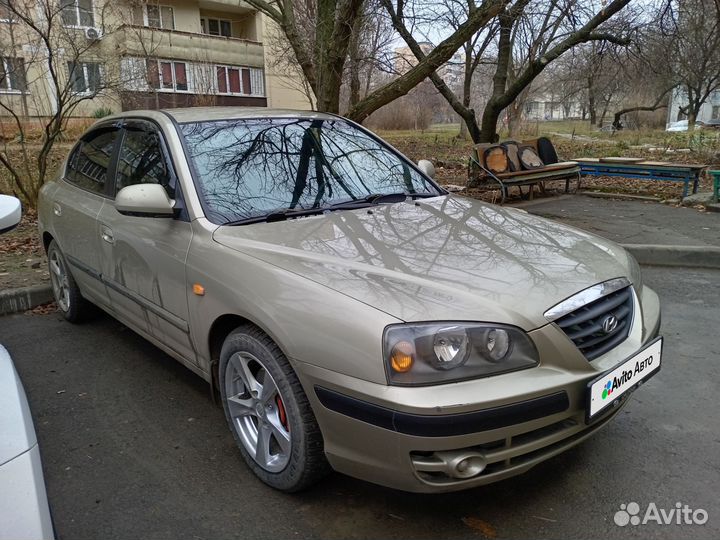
[260,17,314,110]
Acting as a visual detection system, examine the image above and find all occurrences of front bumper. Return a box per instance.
[294,284,661,493]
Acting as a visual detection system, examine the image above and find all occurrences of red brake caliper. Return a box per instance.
[276,395,289,431]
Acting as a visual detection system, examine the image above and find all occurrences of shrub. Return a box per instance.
[91,107,114,119]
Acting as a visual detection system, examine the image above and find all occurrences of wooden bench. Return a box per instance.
[574,158,707,198]
[468,140,581,203]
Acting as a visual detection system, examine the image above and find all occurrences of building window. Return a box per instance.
[216,65,256,94]
[201,17,231,37]
[67,61,102,93]
[0,57,27,92]
[61,0,94,27]
[148,59,188,92]
[145,4,174,29]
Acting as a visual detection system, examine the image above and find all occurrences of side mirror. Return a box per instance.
[0,194,21,234]
[115,184,175,217]
[417,159,435,179]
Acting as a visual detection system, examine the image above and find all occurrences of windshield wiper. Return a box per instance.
[329,191,438,208]
[224,192,441,226]
[224,207,327,226]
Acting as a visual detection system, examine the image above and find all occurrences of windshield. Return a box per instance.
[179,118,441,224]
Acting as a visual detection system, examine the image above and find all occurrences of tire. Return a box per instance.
[219,325,330,492]
[47,240,92,323]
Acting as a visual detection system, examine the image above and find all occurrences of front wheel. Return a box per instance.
[219,325,330,492]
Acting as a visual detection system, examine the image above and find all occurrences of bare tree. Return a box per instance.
[344,0,395,110]
[663,0,720,128]
[243,0,508,121]
[386,0,633,142]
[0,0,122,203]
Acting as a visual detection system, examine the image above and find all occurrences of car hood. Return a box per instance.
[212,195,636,329]
[0,345,37,466]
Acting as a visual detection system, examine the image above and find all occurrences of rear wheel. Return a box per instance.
[47,240,92,322]
[219,325,329,491]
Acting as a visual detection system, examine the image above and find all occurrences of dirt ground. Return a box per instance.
[0,210,48,290]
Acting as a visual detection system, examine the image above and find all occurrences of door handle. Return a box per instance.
[53,203,62,216]
[100,226,115,245]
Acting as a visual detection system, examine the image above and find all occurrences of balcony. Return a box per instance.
[117,25,264,69]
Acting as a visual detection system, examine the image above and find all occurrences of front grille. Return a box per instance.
[555,286,633,360]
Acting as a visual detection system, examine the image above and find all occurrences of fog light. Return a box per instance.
[390,341,414,373]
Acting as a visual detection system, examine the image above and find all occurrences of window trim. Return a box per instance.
[112,117,188,221]
[61,0,95,29]
[149,59,190,93]
[215,64,246,95]
[62,122,122,199]
[215,64,264,97]
[113,119,178,197]
[200,16,232,37]
[68,61,103,95]
[143,3,175,30]
[0,56,26,94]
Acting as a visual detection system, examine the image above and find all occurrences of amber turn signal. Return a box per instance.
[192,283,205,296]
[390,341,414,373]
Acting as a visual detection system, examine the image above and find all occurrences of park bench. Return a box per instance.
[710,170,720,202]
[468,138,581,203]
[573,158,707,198]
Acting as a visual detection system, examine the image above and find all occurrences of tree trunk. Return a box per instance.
[588,76,597,125]
[347,0,505,123]
[478,10,514,143]
[347,16,362,108]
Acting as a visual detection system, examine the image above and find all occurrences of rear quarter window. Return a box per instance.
[65,127,120,195]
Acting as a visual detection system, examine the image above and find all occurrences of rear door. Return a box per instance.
[51,124,121,307]
[97,119,196,363]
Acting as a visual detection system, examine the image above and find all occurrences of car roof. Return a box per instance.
[108,107,340,124]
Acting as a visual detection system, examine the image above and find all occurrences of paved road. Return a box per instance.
[519,195,720,247]
[1,267,718,540]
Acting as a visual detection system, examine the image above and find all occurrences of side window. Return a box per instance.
[115,125,174,196]
[65,127,119,195]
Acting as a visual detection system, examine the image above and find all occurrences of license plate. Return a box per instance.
[586,337,662,422]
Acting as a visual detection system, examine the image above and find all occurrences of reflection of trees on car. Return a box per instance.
[181,119,437,223]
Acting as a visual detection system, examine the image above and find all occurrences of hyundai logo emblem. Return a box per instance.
[602,315,619,334]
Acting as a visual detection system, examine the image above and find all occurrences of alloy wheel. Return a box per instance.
[224,351,291,472]
[49,249,70,312]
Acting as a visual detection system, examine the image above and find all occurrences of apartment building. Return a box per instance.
[0,0,312,117]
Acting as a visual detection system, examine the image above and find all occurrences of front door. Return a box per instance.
[97,120,196,363]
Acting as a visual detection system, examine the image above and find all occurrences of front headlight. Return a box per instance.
[384,322,539,386]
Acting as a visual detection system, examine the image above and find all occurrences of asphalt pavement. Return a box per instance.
[518,195,720,247]
[1,266,718,540]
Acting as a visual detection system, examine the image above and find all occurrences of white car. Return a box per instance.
[666,119,706,132]
[0,194,54,540]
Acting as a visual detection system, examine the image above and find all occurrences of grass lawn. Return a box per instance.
[375,120,719,201]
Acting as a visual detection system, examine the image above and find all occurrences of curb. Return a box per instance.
[0,284,53,316]
[578,191,662,202]
[621,244,720,269]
